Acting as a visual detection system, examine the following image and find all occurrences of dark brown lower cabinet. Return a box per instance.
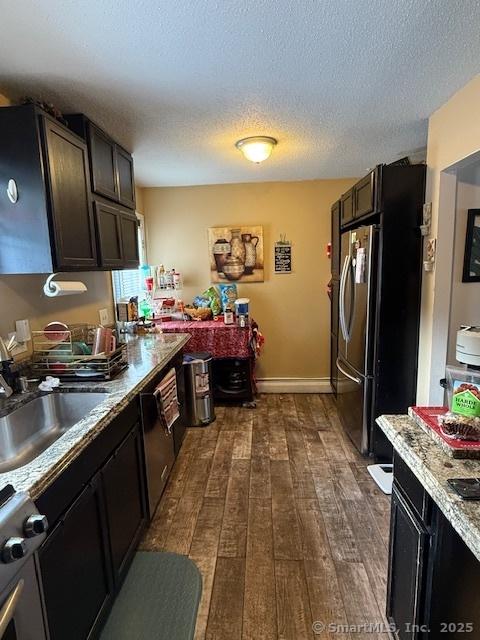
[38,417,147,640]
[387,485,428,639]
[102,425,146,586]
[39,477,113,640]
[388,454,480,639]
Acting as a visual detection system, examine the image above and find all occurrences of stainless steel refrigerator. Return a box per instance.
[336,225,378,454]
[332,163,426,460]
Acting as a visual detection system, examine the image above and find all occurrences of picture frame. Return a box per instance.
[208,226,264,283]
[462,209,480,283]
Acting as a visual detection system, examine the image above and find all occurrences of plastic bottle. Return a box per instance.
[173,269,181,290]
[158,264,165,289]
[165,269,173,289]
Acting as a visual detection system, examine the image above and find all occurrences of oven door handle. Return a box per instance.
[0,579,24,638]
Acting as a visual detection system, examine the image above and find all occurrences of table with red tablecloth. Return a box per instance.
[160,320,257,403]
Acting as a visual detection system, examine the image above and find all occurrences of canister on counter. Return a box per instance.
[234,298,250,327]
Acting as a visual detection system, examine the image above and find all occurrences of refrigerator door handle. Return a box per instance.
[339,254,350,341]
[336,357,362,385]
[346,257,356,341]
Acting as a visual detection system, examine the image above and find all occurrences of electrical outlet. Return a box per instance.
[15,319,31,343]
[99,308,110,325]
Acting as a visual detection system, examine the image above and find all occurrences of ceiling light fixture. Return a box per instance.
[235,136,277,163]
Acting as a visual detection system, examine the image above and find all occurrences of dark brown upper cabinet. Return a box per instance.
[90,125,119,201]
[331,200,341,279]
[66,114,136,211]
[339,166,383,229]
[116,146,136,209]
[42,119,98,270]
[340,188,354,226]
[0,104,97,273]
[94,199,139,270]
[94,200,124,268]
[354,169,377,219]
[119,213,140,269]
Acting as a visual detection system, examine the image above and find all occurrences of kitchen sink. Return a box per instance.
[0,393,108,473]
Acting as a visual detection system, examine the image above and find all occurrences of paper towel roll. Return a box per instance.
[43,277,87,297]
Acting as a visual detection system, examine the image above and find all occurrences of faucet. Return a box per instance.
[0,337,14,398]
[0,374,12,398]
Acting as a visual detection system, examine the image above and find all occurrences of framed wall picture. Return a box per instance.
[462,209,480,282]
[274,241,292,273]
[208,226,264,283]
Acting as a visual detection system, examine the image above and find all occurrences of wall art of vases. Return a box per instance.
[208,225,264,283]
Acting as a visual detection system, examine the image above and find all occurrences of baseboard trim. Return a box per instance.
[256,378,333,394]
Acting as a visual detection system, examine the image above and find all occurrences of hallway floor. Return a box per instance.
[140,394,391,640]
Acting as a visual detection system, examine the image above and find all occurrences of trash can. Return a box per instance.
[183,352,216,426]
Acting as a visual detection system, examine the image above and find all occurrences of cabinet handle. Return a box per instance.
[0,579,24,638]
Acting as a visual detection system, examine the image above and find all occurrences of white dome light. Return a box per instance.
[235,136,277,163]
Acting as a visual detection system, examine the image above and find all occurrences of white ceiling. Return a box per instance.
[1,0,480,186]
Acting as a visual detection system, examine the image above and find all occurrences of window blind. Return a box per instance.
[112,269,140,301]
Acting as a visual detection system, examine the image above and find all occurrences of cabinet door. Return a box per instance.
[120,214,140,268]
[341,189,354,226]
[42,118,98,269]
[39,477,113,640]
[94,201,124,268]
[387,485,428,640]
[102,425,146,587]
[116,146,136,209]
[331,200,341,278]
[90,125,119,201]
[427,505,480,638]
[355,170,376,218]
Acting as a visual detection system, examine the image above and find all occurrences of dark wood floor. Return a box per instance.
[140,394,391,640]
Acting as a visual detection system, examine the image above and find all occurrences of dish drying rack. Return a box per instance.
[32,324,128,380]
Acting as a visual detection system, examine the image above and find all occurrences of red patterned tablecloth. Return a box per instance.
[160,320,253,359]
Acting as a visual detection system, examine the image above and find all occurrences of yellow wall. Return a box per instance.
[143,179,356,382]
[418,74,480,403]
[0,273,114,342]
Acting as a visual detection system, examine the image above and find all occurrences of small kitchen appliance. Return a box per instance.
[234,298,250,327]
[456,326,480,368]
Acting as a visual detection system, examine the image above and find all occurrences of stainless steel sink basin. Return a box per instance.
[0,393,108,473]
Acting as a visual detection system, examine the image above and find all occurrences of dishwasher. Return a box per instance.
[140,369,177,518]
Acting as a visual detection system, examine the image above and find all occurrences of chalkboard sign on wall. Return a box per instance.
[275,242,292,273]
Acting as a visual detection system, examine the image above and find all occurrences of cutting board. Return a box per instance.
[409,406,480,459]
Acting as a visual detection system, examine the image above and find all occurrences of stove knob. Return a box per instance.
[24,514,48,538]
[2,537,27,563]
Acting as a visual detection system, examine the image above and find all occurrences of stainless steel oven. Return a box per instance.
[0,486,48,640]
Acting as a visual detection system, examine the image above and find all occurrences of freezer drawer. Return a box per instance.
[336,357,372,454]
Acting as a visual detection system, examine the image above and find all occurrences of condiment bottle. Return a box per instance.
[224,304,234,325]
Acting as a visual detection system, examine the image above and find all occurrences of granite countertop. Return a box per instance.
[377,414,480,561]
[0,332,190,500]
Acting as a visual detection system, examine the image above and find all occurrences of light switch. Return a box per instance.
[99,308,110,325]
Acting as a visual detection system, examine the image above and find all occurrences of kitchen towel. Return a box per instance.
[154,368,179,433]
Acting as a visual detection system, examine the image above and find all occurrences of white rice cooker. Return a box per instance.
[456,326,480,367]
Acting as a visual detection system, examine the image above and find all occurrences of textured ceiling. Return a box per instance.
[0,0,480,186]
